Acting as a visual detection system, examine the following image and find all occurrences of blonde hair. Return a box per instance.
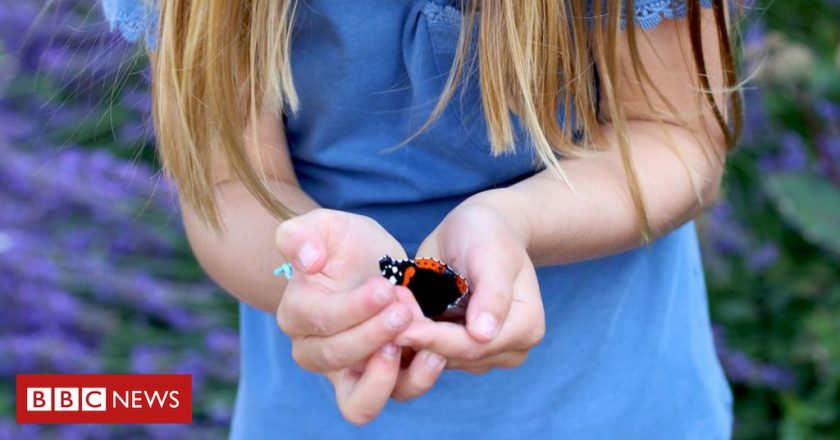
[147,0,742,239]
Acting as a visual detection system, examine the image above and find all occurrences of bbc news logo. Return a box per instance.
[26,387,181,412]
[27,387,109,411]
[16,375,192,424]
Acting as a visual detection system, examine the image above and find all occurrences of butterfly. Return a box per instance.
[379,255,470,323]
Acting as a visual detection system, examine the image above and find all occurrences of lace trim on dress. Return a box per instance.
[627,0,715,30]
[101,0,159,48]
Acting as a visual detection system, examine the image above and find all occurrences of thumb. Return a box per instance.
[275,217,328,275]
[463,250,518,343]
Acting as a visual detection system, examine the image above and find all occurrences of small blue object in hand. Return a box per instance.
[273,263,293,280]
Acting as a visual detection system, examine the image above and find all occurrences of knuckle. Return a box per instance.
[501,353,527,369]
[305,308,330,335]
[278,295,304,334]
[276,299,302,336]
[359,215,379,230]
[290,345,303,365]
[275,221,293,250]
[359,289,385,315]
[310,208,330,220]
[275,308,290,334]
[291,345,317,372]
[529,323,546,347]
[318,345,346,370]
[319,209,346,230]
[360,326,386,349]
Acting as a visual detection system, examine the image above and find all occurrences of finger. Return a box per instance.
[393,285,425,320]
[292,301,412,372]
[461,246,520,342]
[395,259,543,361]
[461,367,490,375]
[349,359,367,376]
[446,350,528,371]
[336,343,402,426]
[278,276,396,337]
[275,215,329,274]
[391,350,446,402]
[394,320,483,360]
[394,297,538,362]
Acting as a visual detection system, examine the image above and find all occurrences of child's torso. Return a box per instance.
[284,0,541,249]
[234,1,732,438]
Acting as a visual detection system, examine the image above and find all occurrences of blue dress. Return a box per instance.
[104,1,732,438]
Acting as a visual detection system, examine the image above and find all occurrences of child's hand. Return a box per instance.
[275,209,415,425]
[395,201,545,374]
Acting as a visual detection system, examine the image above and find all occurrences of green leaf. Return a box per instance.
[764,172,840,257]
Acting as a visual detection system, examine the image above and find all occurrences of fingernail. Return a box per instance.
[298,243,318,270]
[387,306,409,329]
[373,282,393,305]
[475,312,498,339]
[425,351,444,369]
[381,343,399,359]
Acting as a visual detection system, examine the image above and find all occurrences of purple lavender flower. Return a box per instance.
[713,324,797,391]
[705,202,751,256]
[55,424,114,440]
[816,133,840,183]
[0,420,43,440]
[208,403,234,426]
[174,351,208,396]
[758,365,797,390]
[1,3,238,437]
[779,133,809,170]
[759,132,810,172]
[130,345,166,374]
[816,100,840,126]
[746,243,780,271]
[740,88,773,147]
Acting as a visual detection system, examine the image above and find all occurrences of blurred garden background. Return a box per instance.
[0,0,838,439]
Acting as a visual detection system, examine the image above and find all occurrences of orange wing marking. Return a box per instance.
[402,266,416,287]
[416,258,446,274]
[454,277,469,295]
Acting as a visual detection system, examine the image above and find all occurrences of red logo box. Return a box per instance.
[16,374,192,424]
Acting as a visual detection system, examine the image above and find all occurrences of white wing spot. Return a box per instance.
[388,276,398,284]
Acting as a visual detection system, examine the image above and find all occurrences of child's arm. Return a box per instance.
[103,8,413,426]
[479,15,728,268]
[397,9,729,370]
[164,66,419,422]
[178,104,318,313]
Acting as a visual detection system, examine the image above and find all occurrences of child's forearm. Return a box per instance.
[181,179,319,313]
[468,121,725,267]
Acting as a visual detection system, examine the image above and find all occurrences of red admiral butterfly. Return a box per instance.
[379,255,471,323]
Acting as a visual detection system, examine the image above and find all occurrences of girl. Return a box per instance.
[104,0,742,437]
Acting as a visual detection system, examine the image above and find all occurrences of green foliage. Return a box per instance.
[702,1,840,438]
[764,172,840,256]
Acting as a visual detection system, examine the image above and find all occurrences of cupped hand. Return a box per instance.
[275,208,426,424]
[396,198,545,374]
